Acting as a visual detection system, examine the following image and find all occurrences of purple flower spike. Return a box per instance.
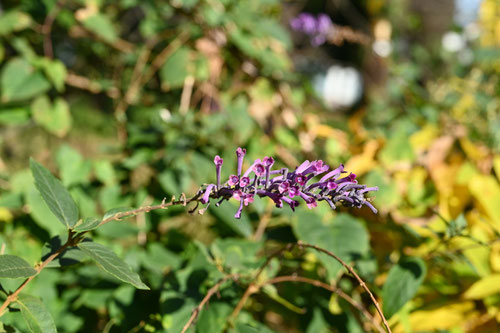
[253,163,265,177]
[228,175,239,186]
[214,155,223,190]
[199,148,377,218]
[236,147,246,177]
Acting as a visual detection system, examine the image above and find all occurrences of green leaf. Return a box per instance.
[40,59,67,92]
[78,241,149,290]
[31,96,72,137]
[55,145,91,187]
[1,58,51,102]
[17,294,57,333]
[29,158,79,229]
[0,255,36,278]
[73,217,101,232]
[196,302,232,333]
[0,11,32,36]
[160,47,190,90]
[81,13,117,43]
[0,107,30,125]
[382,257,427,318]
[446,214,468,238]
[293,212,369,278]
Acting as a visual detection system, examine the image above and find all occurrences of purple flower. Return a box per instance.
[278,181,290,194]
[253,163,265,177]
[199,148,378,219]
[214,156,223,190]
[236,147,246,177]
[290,12,333,47]
[228,175,239,186]
[239,176,250,187]
[317,14,332,34]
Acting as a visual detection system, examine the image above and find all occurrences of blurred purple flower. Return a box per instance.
[290,12,333,46]
[198,147,378,219]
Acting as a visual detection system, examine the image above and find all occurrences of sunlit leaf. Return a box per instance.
[0,255,36,278]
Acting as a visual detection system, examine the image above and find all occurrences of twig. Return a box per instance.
[252,205,273,241]
[230,242,391,333]
[99,194,201,226]
[264,275,385,333]
[181,274,239,333]
[0,231,76,316]
[179,75,195,114]
[41,0,64,58]
[141,32,190,85]
[296,241,391,333]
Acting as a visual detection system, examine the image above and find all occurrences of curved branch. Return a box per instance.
[264,275,385,333]
[181,274,239,333]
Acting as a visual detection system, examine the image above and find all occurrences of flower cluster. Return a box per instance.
[290,13,333,46]
[199,148,378,219]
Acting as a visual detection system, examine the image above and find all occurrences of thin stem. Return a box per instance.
[264,275,385,333]
[181,274,239,333]
[230,242,391,333]
[0,231,76,316]
[296,241,391,333]
[41,0,64,58]
[99,193,200,226]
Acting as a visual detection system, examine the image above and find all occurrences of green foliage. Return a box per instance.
[0,0,499,332]
[382,257,427,318]
[17,294,57,333]
[0,255,36,279]
[77,241,149,290]
[30,159,79,229]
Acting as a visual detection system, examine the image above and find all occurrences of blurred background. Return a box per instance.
[0,0,499,332]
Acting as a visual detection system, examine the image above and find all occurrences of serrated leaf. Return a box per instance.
[1,58,50,102]
[17,294,57,333]
[73,217,101,232]
[0,255,36,278]
[382,257,426,318]
[78,241,149,290]
[30,158,79,229]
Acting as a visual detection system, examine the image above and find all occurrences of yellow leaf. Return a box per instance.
[409,124,439,152]
[459,138,490,163]
[468,174,500,232]
[394,302,476,332]
[344,139,379,177]
[464,274,500,299]
[494,155,500,182]
[491,243,500,272]
[0,207,13,223]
